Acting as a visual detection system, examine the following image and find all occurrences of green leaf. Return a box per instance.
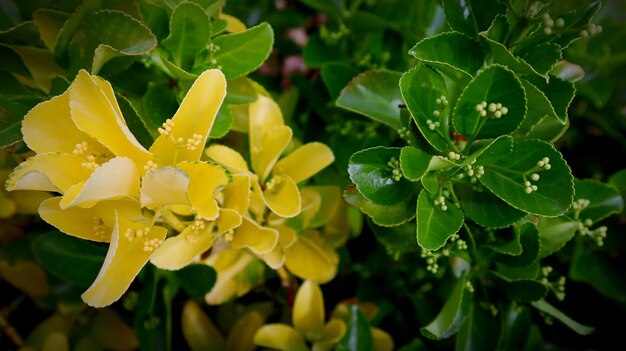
[443,0,505,36]
[455,301,499,351]
[457,185,525,229]
[570,248,626,303]
[337,69,404,129]
[331,123,388,176]
[416,189,464,251]
[495,223,540,281]
[514,80,563,142]
[369,219,418,256]
[31,231,107,287]
[210,104,233,138]
[570,179,623,222]
[348,146,415,205]
[0,21,44,46]
[530,300,594,335]
[343,185,417,227]
[174,264,217,299]
[453,64,526,139]
[142,81,179,138]
[497,304,532,351]
[400,146,431,182]
[518,43,562,77]
[409,31,484,83]
[0,95,30,147]
[212,22,274,79]
[468,135,514,166]
[224,77,257,105]
[525,76,575,125]
[303,33,342,68]
[609,169,626,215]
[484,227,523,255]
[550,1,601,49]
[117,93,153,149]
[0,44,32,78]
[421,171,439,194]
[399,65,449,151]
[162,2,211,68]
[537,216,578,258]
[421,273,469,340]
[479,140,574,217]
[321,62,360,100]
[336,305,373,351]
[501,280,548,303]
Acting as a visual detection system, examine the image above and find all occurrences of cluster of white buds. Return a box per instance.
[426,119,440,131]
[143,238,163,252]
[124,226,152,241]
[571,198,591,212]
[541,266,566,301]
[421,250,439,273]
[433,195,448,211]
[184,133,203,151]
[536,157,551,170]
[465,281,474,293]
[542,13,564,35]
[466,160,485,184]
[143,160,158,172]
[158,118,175,137]
[387,157,403,182]
[449,232,467,250]
[524,180,538,194]
[475,101,509,119]
[207,42,220,53]
[580,23,602,38]
[578,218,608,247]
[447,151,461,161]
[397,126,412,144]
[432,95,448,117]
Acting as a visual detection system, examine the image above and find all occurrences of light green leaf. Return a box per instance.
[212,22,274,79]
[458,185,525,229]
[337,69,404,129]
[453,64,526,139]
[162,2,211,68]
[399,65,450,151]
[531,300,594,335]
[421,273,469,340]
[479,140,574,217]
[400,146,432,182]
[416,189,464,251]
[343,185,417,227]
[348,146,415,205]
[224,77,257,105]
[210,104,233,138]
[421,172,439,194]
[537,216,578,258]
[409,31,484,82]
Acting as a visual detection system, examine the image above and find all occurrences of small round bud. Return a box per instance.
[488,103,497,112]
[542,13,551,20]
[525,187,533,194]
[580,29,589,37]
[525,181,531,187]
[494,111,502,118]
[436,98,442,104]
[500,107,508,115]
[544,18,554,28]
[544,164,552,170]
[531,173,540,181]
[480,110,487,117]
[544,27,553,35]
[555,18,564,28]
[433,110,441,117]
[476,104,484,112]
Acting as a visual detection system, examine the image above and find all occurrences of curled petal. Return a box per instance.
[140,167,190,209]
[6,153,92,193]
[150,70,226,165]
[258,225,297,269]
[177,161,230,221]
[69,70,152,170]
[81,213,167,307]
[150,209,242,270]
[293,280,325,337]
[231,217,278,255]
[274,142,334,184]
[222,174,251,216]
[263,174,301,218]
[253,125,292,182]
[59,157,140,209]
[284,231,339,283]
[253,324,308,351]
[205,144,249,172]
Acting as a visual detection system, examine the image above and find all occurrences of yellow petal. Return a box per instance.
[293,280,325,338]
[69,70,152,169]
[258,225,297,269]
[140,167,190,209]
[224,311,264,351]
[59,157,140,209]
[222,174,250,216]
[371,327,394,351]
[205,144,249,172]
[248,176,266,219]
[150,70,226,166]
[182,301,225,351]
[220,13,247,33]
[231,217,278,255]
[286,187,322,230]
[205,249,264,305]
[274,142,335,184]
[81,213,167,307]
[0,260,50,297]
[39,197,142,242]
[151,209,242,270]
[177,161,230,221]
[306,186,342,229]
[312,319,347,351]
[284,231,339,283]
[253,125,292,182]
[263,174,301,218]
[253,324,308,351]
[10,190,53,215]
[6,153,92,192]
[21,88,101,154]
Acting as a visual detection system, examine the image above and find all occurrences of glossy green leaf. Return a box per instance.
[175,264,217,299]
[142,81,179,138]
[209,104,233,139]
[495,223,540,281]
[421,273,469,340]
[400,146,432,182]
[458,185,525,229]
[518,43,562,77]
[0,21,43,46]
[117,93,153,149]
[443,0,505,36]
[409,31,484,82]
[162,2,211,68]
[212,22,274,79]
[453,65,526,139]
[337,305,373,351]
[467,135,514,166]
[537,216,578,258]
[416,189,464,251]
[31,231,106,287]
[348,146,415,205]
[321,62,360,100]
[331,123,389,176]
[421,172,439,194]
[531,300,594,335]
[479,140,574,217]
[399,65,450,151]
[0,95,30,147]
[369,219,418,256]
[526,76,575,125]
[343,185,417,227]
[484,227,523,255]
[496,304,532,351]
[514,79,563,142]
[337,70,404,129]
[570,179,623,222]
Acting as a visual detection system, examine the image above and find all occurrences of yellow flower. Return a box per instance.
[254,280,346,351]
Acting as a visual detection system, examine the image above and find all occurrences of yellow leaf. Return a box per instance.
[205,249,264,305]
[6,153,92,193]
[205,144,249,172]
[224,311,264,351]
[220,13,247,33]
[222,174,251,216]
[371,327,394,351]
[140,166,190,209]
[262,174,301,218]
[274,142,335,184]
[293,280,325,338]
[284,231,339,283]
[177,161,230,221]
[253,125,292,182]
[42,332,69,351]
[0,260,49,297]
[253,324,308,351]
[182,301,225,351]
[312,319,347,351]
[231,217,278,255]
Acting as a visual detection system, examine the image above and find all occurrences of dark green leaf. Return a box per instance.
[514,79,564,143]
[526,75,575,125]
[303,33,342,68]
[117,93,153,149]
[348,146,414,205]
[174,264,217,300]
[421,273,469,340]
[409,32,484,82]
[537,217,578,258]
[468,135,514,166]
[497,304,532,351]
[331,124,388,177]
[343,185,417,227]
[0,21,44,46]
[609,169,626,215]
[443,0,505,36]
[570,179,623,222]
[399,65,450,151]
[143,82,179,138]
[369,219,418,256]
[416,189,464,251]
[502,279,548,303]
[212,22,274,79]
[479,140,574,217]
[0,95,30,147]
[0,44,32,78]
[400,146,431,182]
[321,62,360,100]
[453,65,526,139]
[455,301,499,351]
[518,43,562,77]
[495,223,540,281]
[530,300,594,335]
[458,185,525,229]
[337,70,404,129]
[336,305,373,351]
[162,2,210,68]
[570,247,626,303]
[484,227,522,255]
[31,231,107,287]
